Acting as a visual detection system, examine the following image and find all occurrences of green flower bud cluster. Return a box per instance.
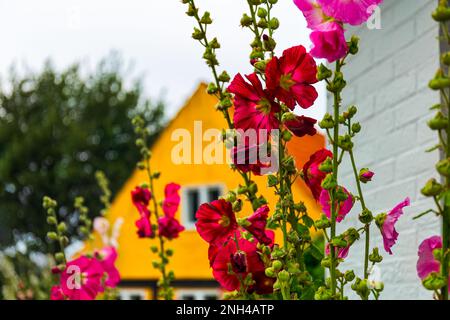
[428,111,448,130]
[95,170,112,216]
[421,178,444,197]
[74,196,92,240]
[432,1,450,22]
[43,196,68,268]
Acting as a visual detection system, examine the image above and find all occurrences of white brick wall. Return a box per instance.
[327,0,441,299]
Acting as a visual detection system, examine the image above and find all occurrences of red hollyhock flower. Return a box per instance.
[195,199,238,246]
[162,183,181,217]
[131,186,151,217]
[284,115,317,137]
[158,216,185,240]
[231,143,275,176]
[211,232,273,294]
[266,45,318,110]
[244,205,273,245]
[302,148,333,200]
[135,215,154,238]
[131,186,154,238]
[95,246,120,288]
[60,256,104,300]
[228,73,280,132]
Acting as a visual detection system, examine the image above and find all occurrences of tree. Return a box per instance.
[0,56,165,249]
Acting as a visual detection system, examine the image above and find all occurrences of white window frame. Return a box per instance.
[176,288,221,300]
[181,184,225,230]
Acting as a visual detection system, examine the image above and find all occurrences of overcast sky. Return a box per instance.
[0,0,325,119]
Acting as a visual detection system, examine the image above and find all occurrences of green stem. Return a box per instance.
[443,88,450,300]
[329,61,341,298]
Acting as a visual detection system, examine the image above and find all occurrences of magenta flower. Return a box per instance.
[293,0,328,29]
[243,205,273,245]
[359,168,375,183]
[284,115,317,138]
[131,186,152,217]
[95,246,120,289]
[317,0,382,26]
[162,183,181,218]
[310,21,348,63]
[60,256,104,300]
[135,215,154,238]
[158,215,185,240]
[50,285,65,300]
[417,236,443,280]
[228,73,280,133]
[319,187,354,223]
[377,198,410,255]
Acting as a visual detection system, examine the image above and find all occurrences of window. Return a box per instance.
[177,289,221,300]
[182,184,225,230]
[118,288,147,300]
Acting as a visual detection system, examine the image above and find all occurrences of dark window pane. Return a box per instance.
[207,187,221,202]
[204,295,218,300]
[182,295,195,300]
[130,294,142,300]
[187,189,200,222]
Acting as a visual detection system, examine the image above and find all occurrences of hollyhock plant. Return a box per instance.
[310,21,348,63]
[317,0,382,26]
[243,205,273,245]
[95,246,120,288]
[375,198,410,255]
[417,236,443,280]
[319,187,354,223]
[293,0,328,29]
[59,256,104,300]
[196,199,238,246]
[228,73,280,133]
[265,45,318,109]
[211,232,273,294]
[302,148,333,200]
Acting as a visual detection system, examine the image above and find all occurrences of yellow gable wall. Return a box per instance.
[100,83,323,280]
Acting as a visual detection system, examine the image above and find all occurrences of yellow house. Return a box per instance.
[95,83,325,300]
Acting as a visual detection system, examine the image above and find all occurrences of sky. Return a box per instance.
[0,0,325,120]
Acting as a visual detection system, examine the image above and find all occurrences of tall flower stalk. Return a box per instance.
[416,0,450,300]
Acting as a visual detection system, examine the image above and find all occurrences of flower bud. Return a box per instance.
[231,251,248,273]
[46,216,57,225]
[240,14,253,27]
[321,174,337,190]
[351,122,361,133]
[317,64,332,81]
[319,113,334,129]
[277,270,290,282]
[422,272,447,290]
[257,7,267,18]
[192,28,204,40]
[46,232,58,241]
[432,6,450,22]
[429,70,450,90]
[218,71,230,82]
[55,252,65,263]
[421,178,444,197]
[359,168,374,183]
[200,12,213,25]
[272,260,283,271]
[369,247,383,263]
[374,213,387,229]
[232,199,243,212]
[57,222,67,233]
[314,286,333,300]
[348,35,359,55]
[269,18,280,30]
[319,158,333,173]
[359,208,373,224]
[345,270,356,282]
[265,267,276,278]
[436,158,450,177]
[267,174,278,187]
[150,245,158,253]
[338,134,353,151]
[314,215,331,230]
[427,112,448,130]
[282,130,293,142]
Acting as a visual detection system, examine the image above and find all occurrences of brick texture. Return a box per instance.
[326,0,441,299]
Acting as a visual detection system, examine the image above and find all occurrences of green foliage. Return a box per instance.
[0,56,165,249]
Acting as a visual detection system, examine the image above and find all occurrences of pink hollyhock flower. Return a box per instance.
[310,21,348,63]
[60,256,104,300]
[162,183,181,217]
[131,186,152,217]
[50,285,65,300]
[319,187,354,223]
[302,148,333,200]
[266,45,318,110]
[284,115,317,137]
[211,232,273,294]
[318,0,382,26]
[376,198,410,255]
[417,236,443,280]
[228,73,280,133]
[195,199,238,246]
[135,215,154,238]
[243,205,273,245]
[294,0,328,29]
[95,246,120,288]
[325,242,350,259]
[158,216,185,240]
